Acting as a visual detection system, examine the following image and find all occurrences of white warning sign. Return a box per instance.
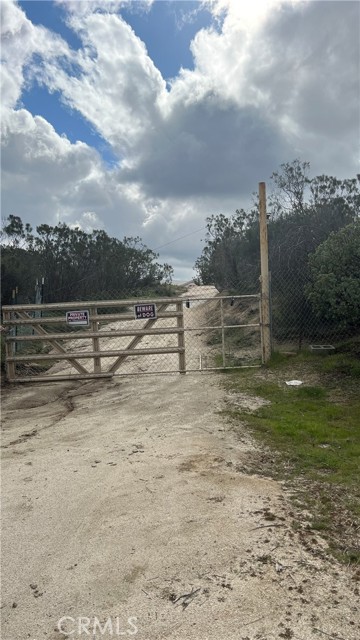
[134,304,157,320]
[66,310,90,326]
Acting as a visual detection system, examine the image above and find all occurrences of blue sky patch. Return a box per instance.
[121,1,215,80]
[20,84,119,167]
[18,0,83,50]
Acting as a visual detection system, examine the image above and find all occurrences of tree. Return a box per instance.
[268,169,359,342]
[1,245,39,305]
[268,159,311,217]
[0,214,32,248]
[306,222,360,330]
[1,215,38,305]
[194,160,360,345]
[1,217,174,305]
[194,207,259,292]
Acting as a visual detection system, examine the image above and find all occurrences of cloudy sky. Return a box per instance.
[1,0,359,280]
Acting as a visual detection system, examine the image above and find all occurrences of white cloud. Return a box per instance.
[189,0,359,173]
[55,0,154,16]
[0,107,146,239]
[37,10,167,153]
[68,211,104,233]
[0,0,71,109]
[1,0,359,281]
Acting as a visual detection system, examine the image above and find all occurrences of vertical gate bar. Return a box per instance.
[90,306,101,373]
[176,301,186,374]
[12,288,17,354]
[259,182,272,364]
[4,311,16,381]
[220,298,226,367]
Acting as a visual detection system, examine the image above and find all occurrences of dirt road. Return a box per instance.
[1,371,359,640]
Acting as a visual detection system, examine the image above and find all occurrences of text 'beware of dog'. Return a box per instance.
[134,304,157,320]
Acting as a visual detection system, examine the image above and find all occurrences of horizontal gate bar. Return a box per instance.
[6,323,258,341]
[6,327,184,341]
[2,297,185,312]
[8,346,185,362]
[7,373,115,383]
[3,311,182,326]
[184,323,260,331]
[2,294,259,314]
[183,294,260,301]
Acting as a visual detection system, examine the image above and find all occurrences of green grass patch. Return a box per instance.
[241,382,360,486]
[223,348,360,563]
[319,353,360,378]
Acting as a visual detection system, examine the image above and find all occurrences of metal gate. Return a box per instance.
[2,293,262,382]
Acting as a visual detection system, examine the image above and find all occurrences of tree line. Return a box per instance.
[194,161,360,342]
[1,217,174,305]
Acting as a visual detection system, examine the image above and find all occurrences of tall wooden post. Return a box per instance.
[259,182,272,364]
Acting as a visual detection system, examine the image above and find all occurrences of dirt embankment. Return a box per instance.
[1,369,359,640]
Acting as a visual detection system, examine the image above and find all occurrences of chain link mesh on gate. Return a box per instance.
[183,289,261,371]
[3,286,262,381]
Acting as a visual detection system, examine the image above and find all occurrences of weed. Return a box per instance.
[319,353,360,378]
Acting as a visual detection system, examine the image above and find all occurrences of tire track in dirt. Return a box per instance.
[1,370,360,640]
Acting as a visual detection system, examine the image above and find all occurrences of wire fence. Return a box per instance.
[2,288,263,381]
[4,273,356,381]
[6,249,355,380]
[270,268,356,354]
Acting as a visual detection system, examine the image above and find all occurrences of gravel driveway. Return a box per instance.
[1,369,359,640]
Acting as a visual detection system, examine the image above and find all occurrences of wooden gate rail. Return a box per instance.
[2,297,184,313]
[2,297,186,382]
[6,327,184,341]
[7,347,184,362]
[2,294,262,381]
[3,311,182,325]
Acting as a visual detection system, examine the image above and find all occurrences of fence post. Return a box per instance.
[3,310,16,381]
[90,306,101,373]
[259,182,272,364]
[176,301,186,374]
[220,298,226,367]
[11,288,18,354]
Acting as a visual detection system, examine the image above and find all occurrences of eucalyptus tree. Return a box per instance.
[1,218,173,305]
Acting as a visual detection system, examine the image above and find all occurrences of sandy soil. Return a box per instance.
[1,368,360,640]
